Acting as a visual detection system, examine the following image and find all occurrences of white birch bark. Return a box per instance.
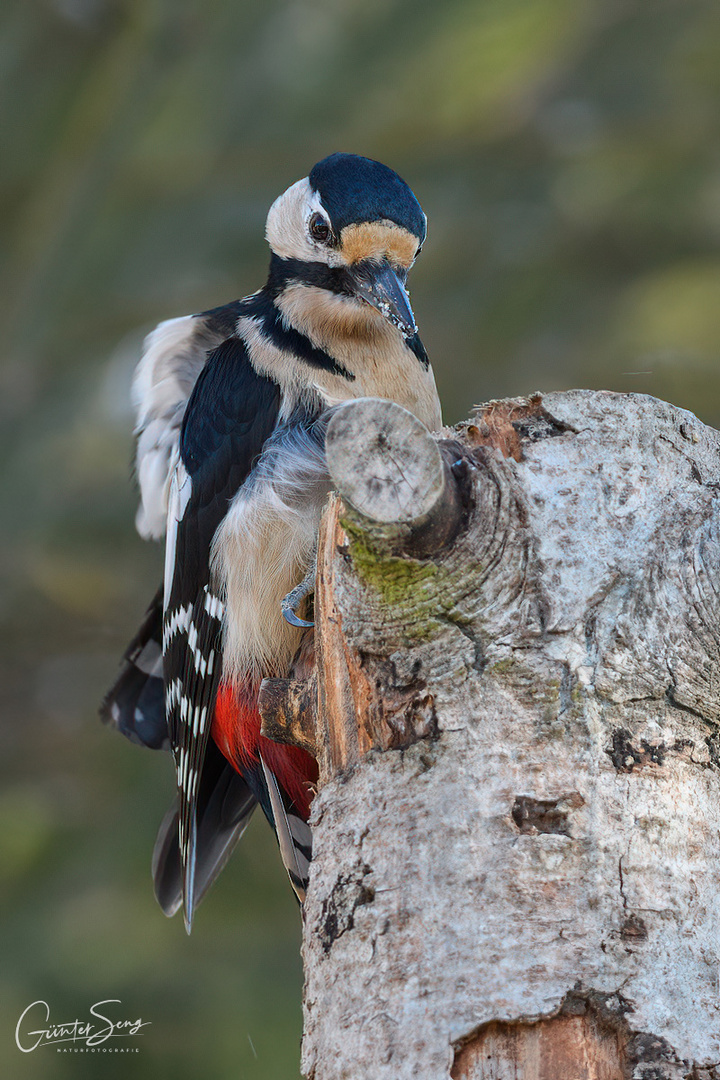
[296,390,720,1080]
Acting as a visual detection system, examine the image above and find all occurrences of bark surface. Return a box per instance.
[295,390,720,1080]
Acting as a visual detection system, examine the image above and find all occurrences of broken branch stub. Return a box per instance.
[257,675,317,757]
[324,397,464,559]
[312,397,482,782]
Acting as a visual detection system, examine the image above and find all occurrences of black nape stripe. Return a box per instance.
[243,284,356,382]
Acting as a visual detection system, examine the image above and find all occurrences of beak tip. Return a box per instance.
[352,261,418,339]
[376,301,416,338]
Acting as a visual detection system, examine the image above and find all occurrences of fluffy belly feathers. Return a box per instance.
[210,419,331,684]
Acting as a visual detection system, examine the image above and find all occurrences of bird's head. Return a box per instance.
[265,153,426,340]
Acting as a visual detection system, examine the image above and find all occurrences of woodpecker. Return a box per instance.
[102,153,442,930]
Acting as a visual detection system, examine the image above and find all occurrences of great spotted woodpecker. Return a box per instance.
[102,153,442,930]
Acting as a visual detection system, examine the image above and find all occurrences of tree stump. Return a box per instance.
[266,391,720,1080]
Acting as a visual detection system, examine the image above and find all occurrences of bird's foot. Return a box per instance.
[282,567,315,628]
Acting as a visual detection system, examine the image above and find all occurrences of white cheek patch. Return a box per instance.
[265,177,346,266]
[265,178,317,262]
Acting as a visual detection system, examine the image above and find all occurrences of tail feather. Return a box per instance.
[104,599,317,920]
[151,802,184,918]
[260,755,312,902]
[152,739,257,919]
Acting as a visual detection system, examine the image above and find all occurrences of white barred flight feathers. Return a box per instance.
[101,153,442,931]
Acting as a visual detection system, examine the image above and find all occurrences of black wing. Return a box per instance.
[134,299,247,540]
[163,335,280,930]
[102,584,260,915]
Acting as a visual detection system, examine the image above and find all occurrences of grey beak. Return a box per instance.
[350,260,417,338]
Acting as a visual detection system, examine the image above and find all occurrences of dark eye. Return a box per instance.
[309,213,331,244]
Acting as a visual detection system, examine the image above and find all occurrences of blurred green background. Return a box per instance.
[2,0,720,1076]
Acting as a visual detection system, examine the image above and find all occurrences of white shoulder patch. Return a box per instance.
[132,315,212,541]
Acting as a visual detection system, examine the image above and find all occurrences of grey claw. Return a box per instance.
[281,567,316,628]
[282,608,314,628]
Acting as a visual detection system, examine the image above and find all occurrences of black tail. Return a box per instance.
[152,739,258,918]
[102,588,310,921]
[100,586,169,750]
